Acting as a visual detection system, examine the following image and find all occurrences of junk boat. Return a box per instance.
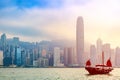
[85,52,113,74]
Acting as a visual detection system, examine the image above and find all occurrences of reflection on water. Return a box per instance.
[0,68,120,80]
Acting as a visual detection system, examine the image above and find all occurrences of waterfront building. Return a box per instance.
[64,48,68,66]
[33,60,38,67]
[21,50,26,66]
[1,33,7,57]
[110,49,115,67]
[102,43,111,64]
[54,47,60,67]
[115,47,120,67]
[0,50,3,65]
[90,45,96,66]
[38,58,49,67]
[96,38,103,64]
[15,47,22,66]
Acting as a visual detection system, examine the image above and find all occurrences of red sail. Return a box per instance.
[106,58,112,67]
[86,59,91,66]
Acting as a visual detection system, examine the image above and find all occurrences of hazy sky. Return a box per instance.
[0,0,120,48]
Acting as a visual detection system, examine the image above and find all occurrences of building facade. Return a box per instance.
[90,45,96,66]
[0,50,3,65]
[54,47,60,67]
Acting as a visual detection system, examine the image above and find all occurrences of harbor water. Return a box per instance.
[0,68,120,80]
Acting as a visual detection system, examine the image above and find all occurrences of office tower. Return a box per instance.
[33,48,39,67]
[10,45,15,65]
[54,47,60,67]
[33,48,39,60]
[48,50,54,66]
[26,50,32,66]
[64,48,68,66]
[76,16,84,67]
[48,54,54,66]
[110,49,115,67]
[1,33,7,47]
[102,43,111,63]
[1,33,7,57]
[29,51,33,65]
[21,50,26,66]
[90,45,96,66]
[10,45,15,63]
[60,50,64,64]
[115,47,120,67]
[68,48,73,66]
[96,38,102,64]
[0,50,3,65]
[68,47,76,66]
[15,47,22,66]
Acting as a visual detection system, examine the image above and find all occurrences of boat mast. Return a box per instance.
[102,51,104,65]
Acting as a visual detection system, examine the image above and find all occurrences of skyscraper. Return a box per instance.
[76,16,84,67]
[54,47,60,67]
[1,33,7,57]
[102,43,111,64]
[0,50,3,65]
[90,45,96,66]
[1,33,6,47]
[67,47,76,66]
[110,49,115,67]
[96,38,102,64]
[115,47,120,67]
[15,47,22,66]
[64,48,68,66]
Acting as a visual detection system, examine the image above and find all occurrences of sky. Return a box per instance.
[0,0,120,48]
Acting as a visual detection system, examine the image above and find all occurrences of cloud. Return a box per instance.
[0,25,41,37]
[0,6,76,41]
[0,0,120,48]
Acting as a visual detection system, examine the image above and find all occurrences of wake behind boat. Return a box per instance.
[85,52,113,75]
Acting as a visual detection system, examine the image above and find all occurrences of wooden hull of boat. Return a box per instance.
[85,67,113,75]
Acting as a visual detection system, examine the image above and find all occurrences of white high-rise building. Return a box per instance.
[54,47,60,67]
[96,38,102,64]
[0,51,3,65]
[110,49,115,67]
[102,43,111,64]
[90,45,96,66]
[76,16,84,67]
[115,47,120,67]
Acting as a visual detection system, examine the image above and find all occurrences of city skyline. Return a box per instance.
[1,0,120,48]
[0,15,120,67]
[1,32,120,67]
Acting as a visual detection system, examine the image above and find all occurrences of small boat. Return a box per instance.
[85,52,113,75]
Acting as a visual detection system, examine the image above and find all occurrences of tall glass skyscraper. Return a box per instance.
[1,33,7,57]
[15,47,22,66]
[76,16,84,67]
